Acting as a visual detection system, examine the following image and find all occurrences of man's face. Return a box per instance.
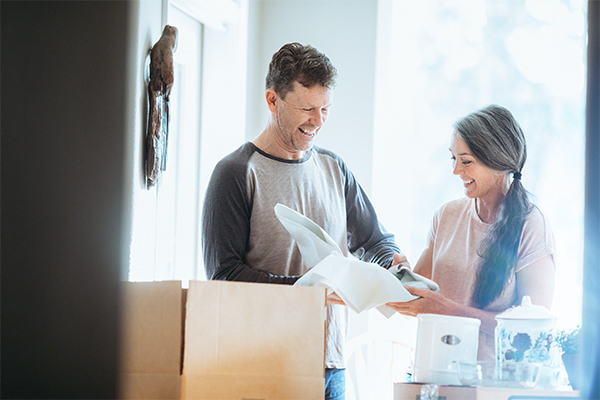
[272,81,333,158]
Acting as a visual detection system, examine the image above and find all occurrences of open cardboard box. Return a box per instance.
[394,382,580,400]
[118,280,184,399]
[118,280,327,400]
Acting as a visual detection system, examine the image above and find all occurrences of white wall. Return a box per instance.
[245,0,379,194]
[126,0,168,281]
[127,0,249,281]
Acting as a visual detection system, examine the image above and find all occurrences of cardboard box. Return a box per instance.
[118,281,185,400]
[394,382,580,400]
[118,280,327,400]
[181,280,327,399]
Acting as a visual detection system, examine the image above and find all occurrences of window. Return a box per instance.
[373,0,586,330]
[359,1,587,397]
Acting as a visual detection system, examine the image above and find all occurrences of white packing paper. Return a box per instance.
[274,203,343,270]
[274,204,439,317]
[294,254,418,317]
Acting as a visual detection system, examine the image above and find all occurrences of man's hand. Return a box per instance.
[390,253,410,269]
[327,291,346,305]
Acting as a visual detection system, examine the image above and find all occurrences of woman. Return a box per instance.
[387,104,556,360]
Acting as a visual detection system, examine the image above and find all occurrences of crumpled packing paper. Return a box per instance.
[274,204,439,317]
[274,203,341,270]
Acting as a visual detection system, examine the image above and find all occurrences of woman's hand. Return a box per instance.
[386,286,459,317]
[388,286,505,335]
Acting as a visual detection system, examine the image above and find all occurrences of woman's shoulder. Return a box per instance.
[521,204,556,248]
[516,203,556,270]
[525,203,552,229]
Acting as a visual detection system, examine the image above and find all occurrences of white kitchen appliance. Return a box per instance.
[413,314,481,385]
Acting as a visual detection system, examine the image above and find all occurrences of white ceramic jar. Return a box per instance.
[495,296,559,367]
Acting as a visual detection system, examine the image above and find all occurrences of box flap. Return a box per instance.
[183,281,326,378]
[119,281,183,374]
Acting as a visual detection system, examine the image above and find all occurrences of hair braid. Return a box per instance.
[454,105,532,308]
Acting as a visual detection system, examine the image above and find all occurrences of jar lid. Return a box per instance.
[495,295,555,320]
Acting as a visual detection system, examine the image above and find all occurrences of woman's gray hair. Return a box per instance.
[454,104,532,309]
[453,104,527,176]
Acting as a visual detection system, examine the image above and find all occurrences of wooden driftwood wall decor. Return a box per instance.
[145,25,178,188]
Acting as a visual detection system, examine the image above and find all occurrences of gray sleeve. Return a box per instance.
[201,145,298,284]
[338,157,402,268]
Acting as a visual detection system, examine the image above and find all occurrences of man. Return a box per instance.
[202,42,406,400]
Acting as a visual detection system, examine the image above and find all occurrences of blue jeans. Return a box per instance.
[325,368,345,400]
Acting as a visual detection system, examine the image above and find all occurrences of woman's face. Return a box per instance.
[449,132,507,202]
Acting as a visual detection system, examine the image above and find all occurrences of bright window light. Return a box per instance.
[373,0,586,330]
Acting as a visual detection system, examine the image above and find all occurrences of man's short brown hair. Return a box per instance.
[265,42,337,99]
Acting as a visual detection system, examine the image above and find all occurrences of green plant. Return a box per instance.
[557,326,580,355]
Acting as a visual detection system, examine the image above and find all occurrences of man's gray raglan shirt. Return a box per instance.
[202,142,401,368]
